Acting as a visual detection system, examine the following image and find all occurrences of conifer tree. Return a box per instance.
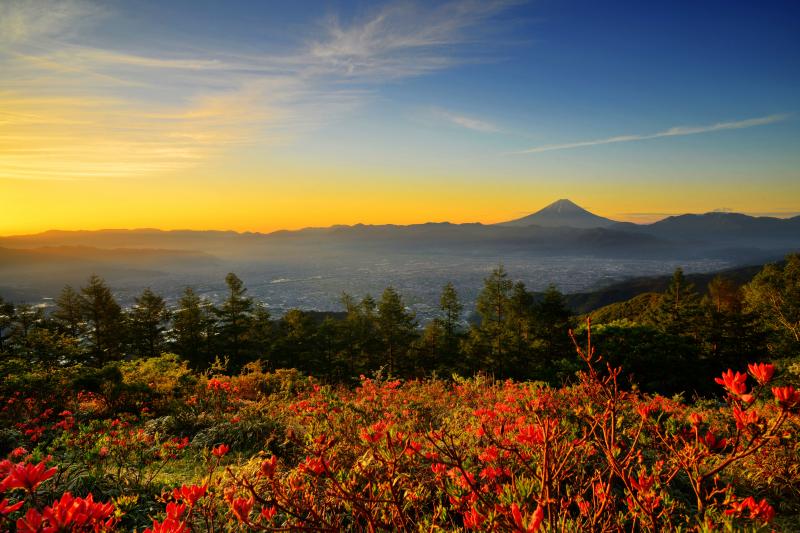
[80,274,123,366]
[438,283,464,369]
[649,268,701,335]
[214,273,255,368]
[377,287,417,375]
[172,287,212,368]
[53,285,85,339]
[470,265,515,376]
[128,288,170,358]
[532,285,573,365]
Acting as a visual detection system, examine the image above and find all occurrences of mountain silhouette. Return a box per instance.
[498,199,617,229]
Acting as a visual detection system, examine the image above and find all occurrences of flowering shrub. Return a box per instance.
[0,321,798,530]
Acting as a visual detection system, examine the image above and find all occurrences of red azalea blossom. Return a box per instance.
[747,363,775,385]
[300,456,327,476]
[260,456,278,479]
[1,460,57,492]
[144,517,190,533]
[231,496,254,523]
[166,502,186,520]
[10,447,28,459]
[725,496,775,523]
[772,386,800,408]
[211,444,230,457]
[714,369,748,396]
[16,492,116,533]
[172,484,207,507]
[260,505,277,521]
[732,406,760,430]
[462,506,485,529]
[511,503,544,532]
[0,498,24,515]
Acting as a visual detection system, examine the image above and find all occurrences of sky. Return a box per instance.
[1,0,799,235]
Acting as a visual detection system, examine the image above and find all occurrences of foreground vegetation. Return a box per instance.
[1,337,799,531]
[0,254,798,530]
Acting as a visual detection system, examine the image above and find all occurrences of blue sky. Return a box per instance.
[1,0,799,233]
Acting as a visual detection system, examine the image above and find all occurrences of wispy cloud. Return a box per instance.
[432,108,500,132]
[0,0,99,44]
[307,1,519,80]
[0,0,519,181]
[514,114,789,154]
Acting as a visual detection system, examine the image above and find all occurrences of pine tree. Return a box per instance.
[533,285,572,358]
[128,288,170,358]
[214,273,255,368]
[377,287,417,375]
[471,265,514,376]
[172,287,214,369]
[53,285,85,339]
[80,274,123,366]
[439,283,464,370]
[249,303,275,365]
[649,268,701,336]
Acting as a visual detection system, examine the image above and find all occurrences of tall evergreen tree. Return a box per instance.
[127,288,170,358]
[53,285,85,339]
[80,274,123,366]
[438,283,464,371]
[250,303,275,364]
[440,283,463,343]
[703,277,766,371]
[172,287,213,369]
[532,285,573,367]
[377,287,417,375]
[470,265,514,376]
[649,268,702,336]
[214,273,255,368]
[507,281,536,377]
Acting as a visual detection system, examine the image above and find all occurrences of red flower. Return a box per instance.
[732,406,760,430]
[700,431,727,451]
[299,456,327,476]
[16,492,116,533]
[15,508,44,533]
[463,506,485,530]
[259,456,278,479]
[772,386,800,408]
[260,506,277,522]
[715,369,748,396]
[511,503,544,532]
[211,444,230,457]
[725,496,775,523]
[144,518,189,533]
[1,460,57,492]
[0,498,23,515]
[747,363,775,385]
[166,502,186,520]
[172,484,207,507]
[516,424,544,446]
[10,447,28,459]
[231,497,254,523]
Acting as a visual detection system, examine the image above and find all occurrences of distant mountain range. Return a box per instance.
[1,200,798,313]
[2,200,797,262]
